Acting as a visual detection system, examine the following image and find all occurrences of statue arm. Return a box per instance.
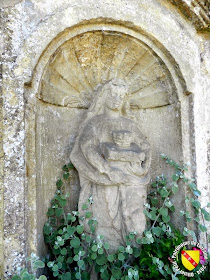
[79,125,111,175]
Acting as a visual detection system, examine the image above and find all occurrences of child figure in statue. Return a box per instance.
[70,79,151,249]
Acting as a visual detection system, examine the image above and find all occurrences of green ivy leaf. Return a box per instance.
[143,209,152,219]
[118,253,125,261]
[191,200,201,210]
[47,208,54,217]
[91,252,97,260]
[43,224,51,235]
[151,198,158,206]
[82,204,88,210]
[67,257,73,264]
[91,245,98,252]
[67,162,74,169]
[96,254,107,265]
[162,215,170,223]
[71,216,76,222]
[152,227,162,237]
[67,226,76,236]
[52,264,58,271]
[56,179,63,188]
[136,238,141,245]
[183,227,191,236]
[86,235,91,243]
[57,262,62,269]
[85,212,92,219]
[62,165,69,172]
[160,188,169,198]
[56,237,64,246]
[47,261,54,268]
[98,248,104,255]
[189,182,197,190]
[61,272,72,280]
[201,208,210,221]
[76,225,84,234]
[118,246,125,253]
[111,268,122,279]
[145,231,154,244]
[159,207,168,217]
[165,200,173,208]
[199,224,207,232]
[101,269,109,280]
[128,233,136,240]
[194,217,200,223]
[57,197,67,207]
[53,271,59,277]
[172,174,179,182]
[104,243,110,250]
[150,210,157,221]
[78,260,84,267]
[70,237,80,248]
[38,276,47,280]
[75,272,81,279]
[73,255,80,261]
[193,190,201,196]
[63,172,70,180]
[55,208,63,217]
[172,183,178,194]
[108,254,115,262]
[57,255,64,262]
[32,260,45,270]
[141,237,148,244]
[61,248,67,255]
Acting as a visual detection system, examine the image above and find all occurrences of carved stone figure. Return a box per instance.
[70,79,151,249]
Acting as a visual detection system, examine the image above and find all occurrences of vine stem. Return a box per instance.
[150,194,171,230]
[201,211,209,254]
[120,255,134,270]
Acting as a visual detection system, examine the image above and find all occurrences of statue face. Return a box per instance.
[105,83,127,111]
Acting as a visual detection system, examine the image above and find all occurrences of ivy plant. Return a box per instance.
[42,155,209,279]
[11,155,210,279]
[11,253,47,280]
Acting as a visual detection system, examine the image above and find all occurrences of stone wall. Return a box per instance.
[0,0,209,278]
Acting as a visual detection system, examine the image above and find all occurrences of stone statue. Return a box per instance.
[70,79,151,249]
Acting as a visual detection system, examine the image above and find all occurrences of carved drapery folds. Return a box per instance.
[70,79,152,248]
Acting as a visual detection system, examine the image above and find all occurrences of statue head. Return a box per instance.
[104,79,128,111]
[87,79,131,119]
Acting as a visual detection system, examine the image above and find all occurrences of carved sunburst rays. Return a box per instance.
[41,31,175,109]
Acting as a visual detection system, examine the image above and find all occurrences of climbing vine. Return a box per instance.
[12,155,210,279]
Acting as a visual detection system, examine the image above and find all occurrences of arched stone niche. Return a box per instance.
[25,23,190,257]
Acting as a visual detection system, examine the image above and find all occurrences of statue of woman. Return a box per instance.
[70,79,151,249]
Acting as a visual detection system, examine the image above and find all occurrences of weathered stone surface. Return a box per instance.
[36,27,184,253]
[0,0,209,278]
[167,0,210,30]
[41,31,174,110]
[70,79,151,249]
[0,0,23,9]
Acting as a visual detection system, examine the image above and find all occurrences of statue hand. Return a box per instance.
[125,162,147,177]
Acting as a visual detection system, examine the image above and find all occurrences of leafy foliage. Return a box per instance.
[11,253,47,280]
[11,155,210,279]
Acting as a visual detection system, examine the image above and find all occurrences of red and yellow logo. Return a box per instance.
[181,250,200,271]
